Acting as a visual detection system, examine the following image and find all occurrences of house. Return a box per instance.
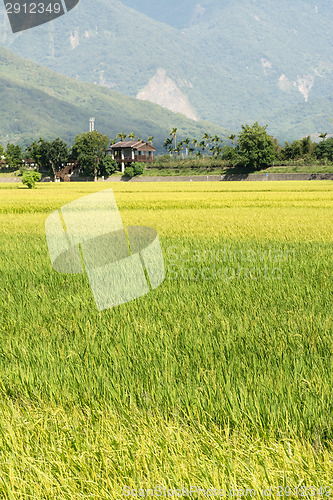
[0,158,36,170]
[23,159,36,168]
[107,140,155,172]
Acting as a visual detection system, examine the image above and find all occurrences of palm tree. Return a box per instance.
[202,133,211,153]
[183,138,190,156]
[174,145,183,156]
[191,138,199,158]
[228,134,236,147]
[214,135,223,156]
[168,144,174,156]
[170,128,177,150]
[163,137,172,150]
[214,145,223,157]
[210,144,217,157]
[199,140,206,154]
[319,132,328,141]
[116,132,127,142]
[128,132,136,141]
[163,137,173,157]
[147,136,154,145]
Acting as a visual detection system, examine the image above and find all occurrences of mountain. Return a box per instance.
[0,46,228,149]
[1,0,333,141]
[120,0,211,30]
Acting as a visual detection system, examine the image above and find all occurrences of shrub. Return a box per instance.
[17,166,26,176]
[22,170,41,189]
[124,166,134,178]
[154,154,172,165]
[124,163,145,178]
[132,162,144,176]
[98,156,118,177]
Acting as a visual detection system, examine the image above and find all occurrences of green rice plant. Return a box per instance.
[0,181,332,498]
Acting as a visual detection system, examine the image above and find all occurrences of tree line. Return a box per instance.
[163,124,333,169]
[1,124,333,184]
[0,131,154,183]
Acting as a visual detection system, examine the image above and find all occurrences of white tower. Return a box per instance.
[89,117,95,132]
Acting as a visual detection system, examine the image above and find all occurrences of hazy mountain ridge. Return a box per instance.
[0,46,228,148]
[1,0,333,141]
[120,0,220,29]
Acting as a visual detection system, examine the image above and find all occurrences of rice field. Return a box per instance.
[0,181,332,499]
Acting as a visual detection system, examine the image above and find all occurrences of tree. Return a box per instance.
[282,140,301,160]
[237,122,276,170]
[174,144,183,156]
[5,143,23,170]
[116,132,127,142]
[163,137,173,156]
[272,137,282,160]
[183,138,190,156]
[211,144,223,157]
[192,138,199,155]
[98,156,118,177]
[22,170,41,189]
[222,145,240,165]
[315,137,333,162]
[228,134,236,147]
[38,138,68,181]
[167,144,174,156]
[199,140,206,154]
[202,133,211,153]
[0,144,4,171]
[25,140,43,170]
[147,136,154,145]
[282,136,316,161]
[300,136,314,156]
[72,131,109,181]
[319,132,328,141]
[170,128,177,151]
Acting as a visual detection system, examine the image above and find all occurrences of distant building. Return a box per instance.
[55,161,79,182]
[0,158,34,169]
[23,159,36,168]
[107,140,155,172]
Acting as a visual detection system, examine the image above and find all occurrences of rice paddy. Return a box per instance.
[0,181,332,498]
